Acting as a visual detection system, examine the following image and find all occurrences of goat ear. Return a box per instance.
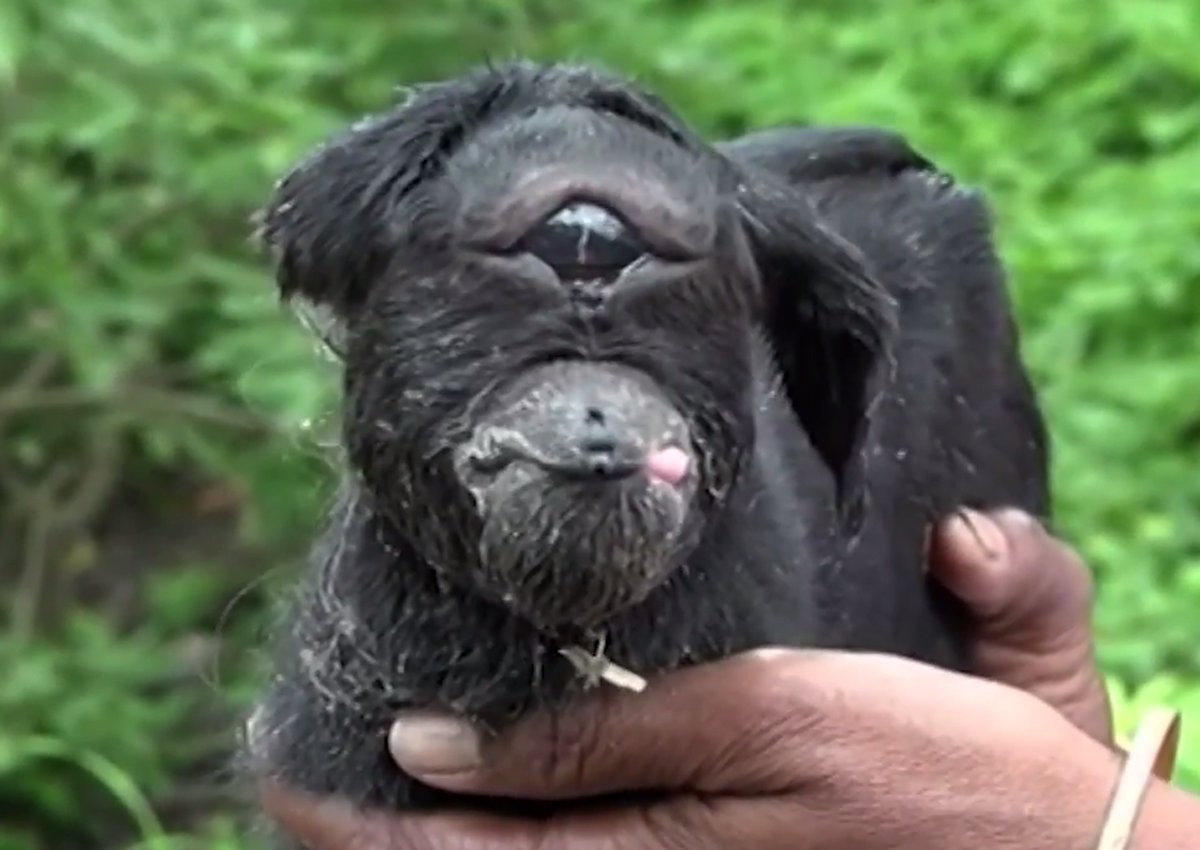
[254,70,517,320]
[739,182,896,536]
[254,110,419,319]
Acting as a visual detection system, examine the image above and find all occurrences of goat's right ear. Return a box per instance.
[735,174,897,538]
[255,112,410,319]
[255,71,516,319]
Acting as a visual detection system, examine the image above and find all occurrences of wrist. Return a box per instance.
[1130,780,1200,850]
[920,728,1121,850]
[1094,708,1186,850]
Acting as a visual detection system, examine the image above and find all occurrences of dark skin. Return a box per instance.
[262,509,1200,849]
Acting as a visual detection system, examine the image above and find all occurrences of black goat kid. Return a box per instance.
[246,60,1050,832]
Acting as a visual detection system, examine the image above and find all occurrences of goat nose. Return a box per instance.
[576,406,637,478]
[519,202,646,279]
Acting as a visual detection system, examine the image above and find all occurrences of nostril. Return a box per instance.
[571,406,637,479]
[580,433,618,456]
[578,419,623,478]
[580,407,617,457]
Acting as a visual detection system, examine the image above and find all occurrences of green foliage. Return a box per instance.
[0,613,205,848]
[1,0,1197,846]
[1111,675,1200,792]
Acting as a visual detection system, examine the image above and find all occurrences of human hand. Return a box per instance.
[261,509,1132,850]
[263,649,1121,850]
[928,509,1113,743]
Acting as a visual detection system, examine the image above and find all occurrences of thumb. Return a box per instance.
[388,649,825,800]
[930,508,1095,641]
[928,508,1112,743]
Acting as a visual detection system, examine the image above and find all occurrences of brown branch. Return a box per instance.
[3,350,60,394]
[0,385,282,433]
[53,417,125,531]
[0,351,61,500]
[9,477,56,643]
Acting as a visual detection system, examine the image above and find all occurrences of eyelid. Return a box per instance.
[468,251,563,294]
[608,255,708,300]
[459,166,712,262]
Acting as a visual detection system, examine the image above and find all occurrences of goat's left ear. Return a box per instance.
[738,181,896,536]
[254,67,523,324]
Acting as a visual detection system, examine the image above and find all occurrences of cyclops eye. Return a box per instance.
[519,202,647,279]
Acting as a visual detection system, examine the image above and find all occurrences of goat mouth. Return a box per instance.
[459,429,693,489]
[450,359,700,525]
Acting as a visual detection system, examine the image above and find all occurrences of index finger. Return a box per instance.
[261,782,525,850]
[261,781,733,850]
[388,648,829,801]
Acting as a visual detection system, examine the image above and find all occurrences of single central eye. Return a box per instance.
[519,202,647,279]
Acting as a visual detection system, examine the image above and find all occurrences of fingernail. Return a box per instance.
[950,509,1007,563]
[996,507,1042,531]
[389,712,482,776]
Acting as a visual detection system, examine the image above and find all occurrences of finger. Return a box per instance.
[261,780,794,850]
[930,508,1094,636]
[261,781,530,850]
[989,510,1095,637]
[925,508,1009,612]
[262,782,425,850]
[389,648,828,800]
[929,509,1112,743]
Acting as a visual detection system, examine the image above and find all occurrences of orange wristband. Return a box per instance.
[1094,708,1182,850]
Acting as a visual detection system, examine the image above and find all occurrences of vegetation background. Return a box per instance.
[2,0,1198,847]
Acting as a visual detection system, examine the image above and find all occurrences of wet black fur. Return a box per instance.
[247,60,1050,826]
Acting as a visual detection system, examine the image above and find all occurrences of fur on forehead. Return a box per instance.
[253,60,708,321]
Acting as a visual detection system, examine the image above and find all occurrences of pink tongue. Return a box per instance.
[644,446,691,486]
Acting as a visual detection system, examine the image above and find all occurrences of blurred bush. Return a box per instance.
[1,0,1197,846]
